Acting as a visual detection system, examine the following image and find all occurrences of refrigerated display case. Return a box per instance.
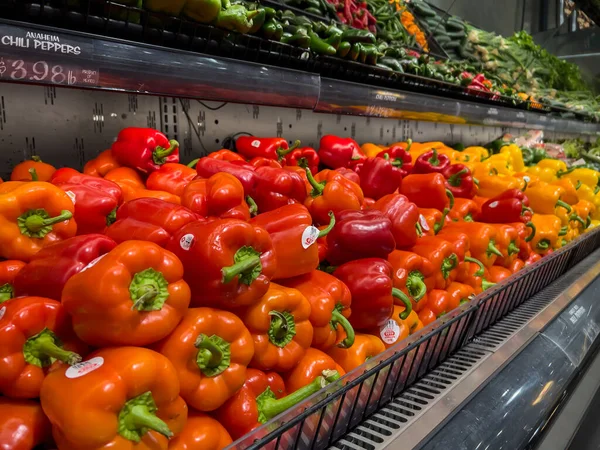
[1,1,600,449]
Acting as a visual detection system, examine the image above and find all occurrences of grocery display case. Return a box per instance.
[2,1,600,450]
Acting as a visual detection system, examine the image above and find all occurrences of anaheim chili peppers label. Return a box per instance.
[301,226,320,249]
[380,320,400,344]
[80,254,105,273]
[180,234,194,251]
[65,190,76,205]
[65,356,104,378]
[0,306,5,320]
[488,201,499,208]
[419,214,430,232]
[251,140,261,148]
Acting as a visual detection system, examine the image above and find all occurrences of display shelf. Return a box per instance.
[1,19,600,135]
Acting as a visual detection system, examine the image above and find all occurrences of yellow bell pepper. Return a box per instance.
[557,167,599,188]
[473,161,512,178]
[537,159,567,174]
[462,146,489,163]
[361,143,386,158]
[514,172,542,189]
[500,144,525,172]
[476,173,522,198]
[526,165,557,183]
[587,219,600,230]
[572,199,595,231]
[485,153,514,174]
[526,182,571,215]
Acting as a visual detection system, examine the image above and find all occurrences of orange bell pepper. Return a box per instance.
[155,307,254,412]
[552,178,579,205]
[488,266,512,283]
[0,296,88,399]
[0,260,26,304]
[285,347,345,392]
[327,333,385,372]
[387,250,434,310]
[449,198,479,222]
[280,270,354,351]
[418,207,448,235]
[489,224,520,268]
[530,214,562,255]
[62,240,191,347]
[0,397,52,449]
[418,306,436,326]
[146,163,197,197]
[573,199,595,230]
[83,149,120,177]
[446,282,475,310]
[456,260,494,295]
[0,182,76,261]
[371,304,411,349]
[131,188,181,205]
[11,156,56,182]
[410,236,459,290]
[41,347,188,449]
[426,289,451,318]
[476,173,522,199]
[168,411,232,450]
[241,283,313,372]
[301,165,364,226]
[526,182,571,215]
[361,142,386,158]
[105,167,180,204]
[509,258,526,273]
[445,222,503,267]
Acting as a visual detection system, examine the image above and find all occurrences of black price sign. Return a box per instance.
[0,57,99,86]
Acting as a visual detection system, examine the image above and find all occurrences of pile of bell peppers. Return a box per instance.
[1,127,598,450]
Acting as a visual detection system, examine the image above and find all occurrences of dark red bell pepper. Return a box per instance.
[281,146,320,174]
[413,149,450,175]
[372,194,420,248]
[104,198,200,247]
[376,145,413,177]
[50,168,123,235]
[354,157,403,200]
[195,157,258,195]
[252,167,308,213]
[443,164,476,199]
[318,135,365,169]
[333,258,411,330]
[13,235,116,300]
[111,127,179,174]
[479,190,532,223]
[335,167,361,185]
[326,210,395,265]
[235,136,300,161]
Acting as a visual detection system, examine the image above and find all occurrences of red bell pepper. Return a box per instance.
[413,149,450,174]
[252,167,307,213]
[105,198,200,247]
[235,137,300,161]
[50,168,123,235]
[335,167,361,185]
[181,173,251,221]
[354,157,404,200]
[478,189,532,223]
[509,258,526,273]
[146,163,197,196]
[249,157,283,169]
[373,194,420,248]
[0,398,52,449]
[326,210,395,265]
[318,135,365,169]
[195,158,258,195]
[488,266,512,284]
[0,260,26,304]
[443,164,476,199]
[281,146,320,174]
[206,149,245,162]
[13,234,116,301]
[333,258,411,330]
[376,145,413,177]
[509,222,536,259]
[411,236,459,290]
[167,218,276,308]
[400,173,454,212]
[111,127,179,174]
[427,289,451,317]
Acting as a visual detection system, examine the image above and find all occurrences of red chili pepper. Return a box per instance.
[443,164,476,199]
[13,235,117,301]
[281,147,320,174]
[111,127,179,174]
[376,146,413,176]
[251,167,307,213]
[50,168,123,235]
[236,137,300,161]
[318,135,365,169]
[354,157,403,200]
[195,158,258,195]
[413,149,450,175]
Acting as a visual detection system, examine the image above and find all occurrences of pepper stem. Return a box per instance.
[441,253,458,279]
[22,328,82,367]
[29,168,38,181]
[0,283,13,303]
[557,168,575,177]
[464,256,485,277]
[31,155,42,162]
[331,308,355,348]
[555,199,572,213]
[17,209,73,238]
[318,211,336,238]
[299,159,325,197]
[570,214,586,227]
[429,149,440,166]
[575,180,582,190]
[118,391,173,442]
[391,288,412,319]
[507,241,520,256]
[406,139,413,152]
[129,268,169,311]
[445,189,455,210]
[447,169,468,187]
[268,311,296,348]
[559,226,568,236]
[415,221,423,237]
[221,246,262,285]
[106,207,117,227]
[487,240,503,257]
[537,239,550,250]
[521,178,528,192]
[187,158,199,168]
[246,196,258,216]
[525,222,536,242]
[464,213,474,222]
[152,140,179,165]
[195,334,231,377]
[256,371,340,423]
[276,140,301,159]
[406,270,426,301]
[482,280,496,291]
[434,208,448,234]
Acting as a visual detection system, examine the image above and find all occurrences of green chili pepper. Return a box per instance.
[248,9,266,34]
[281,28,311,48]
[262,18,284,41]
[183,0,221,23]
[216,5,260,34]
[341,28,376,44]
[308,31,337,55]
[337,40,351,58]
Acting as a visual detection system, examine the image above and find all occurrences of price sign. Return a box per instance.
[0,57,99,87]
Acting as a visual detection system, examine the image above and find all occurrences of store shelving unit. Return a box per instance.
[3,3,600,450]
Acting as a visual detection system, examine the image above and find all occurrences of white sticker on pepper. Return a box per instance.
[65,356,104,379]
[488,201,499,208]
[419,214,430,231]
[180,234,195,250]
[251,140,261,148]
[65,190,77,205]
[380,319,400,344]
[80,254,106,273]
[0,306,5,320]
[301,226,320,249]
